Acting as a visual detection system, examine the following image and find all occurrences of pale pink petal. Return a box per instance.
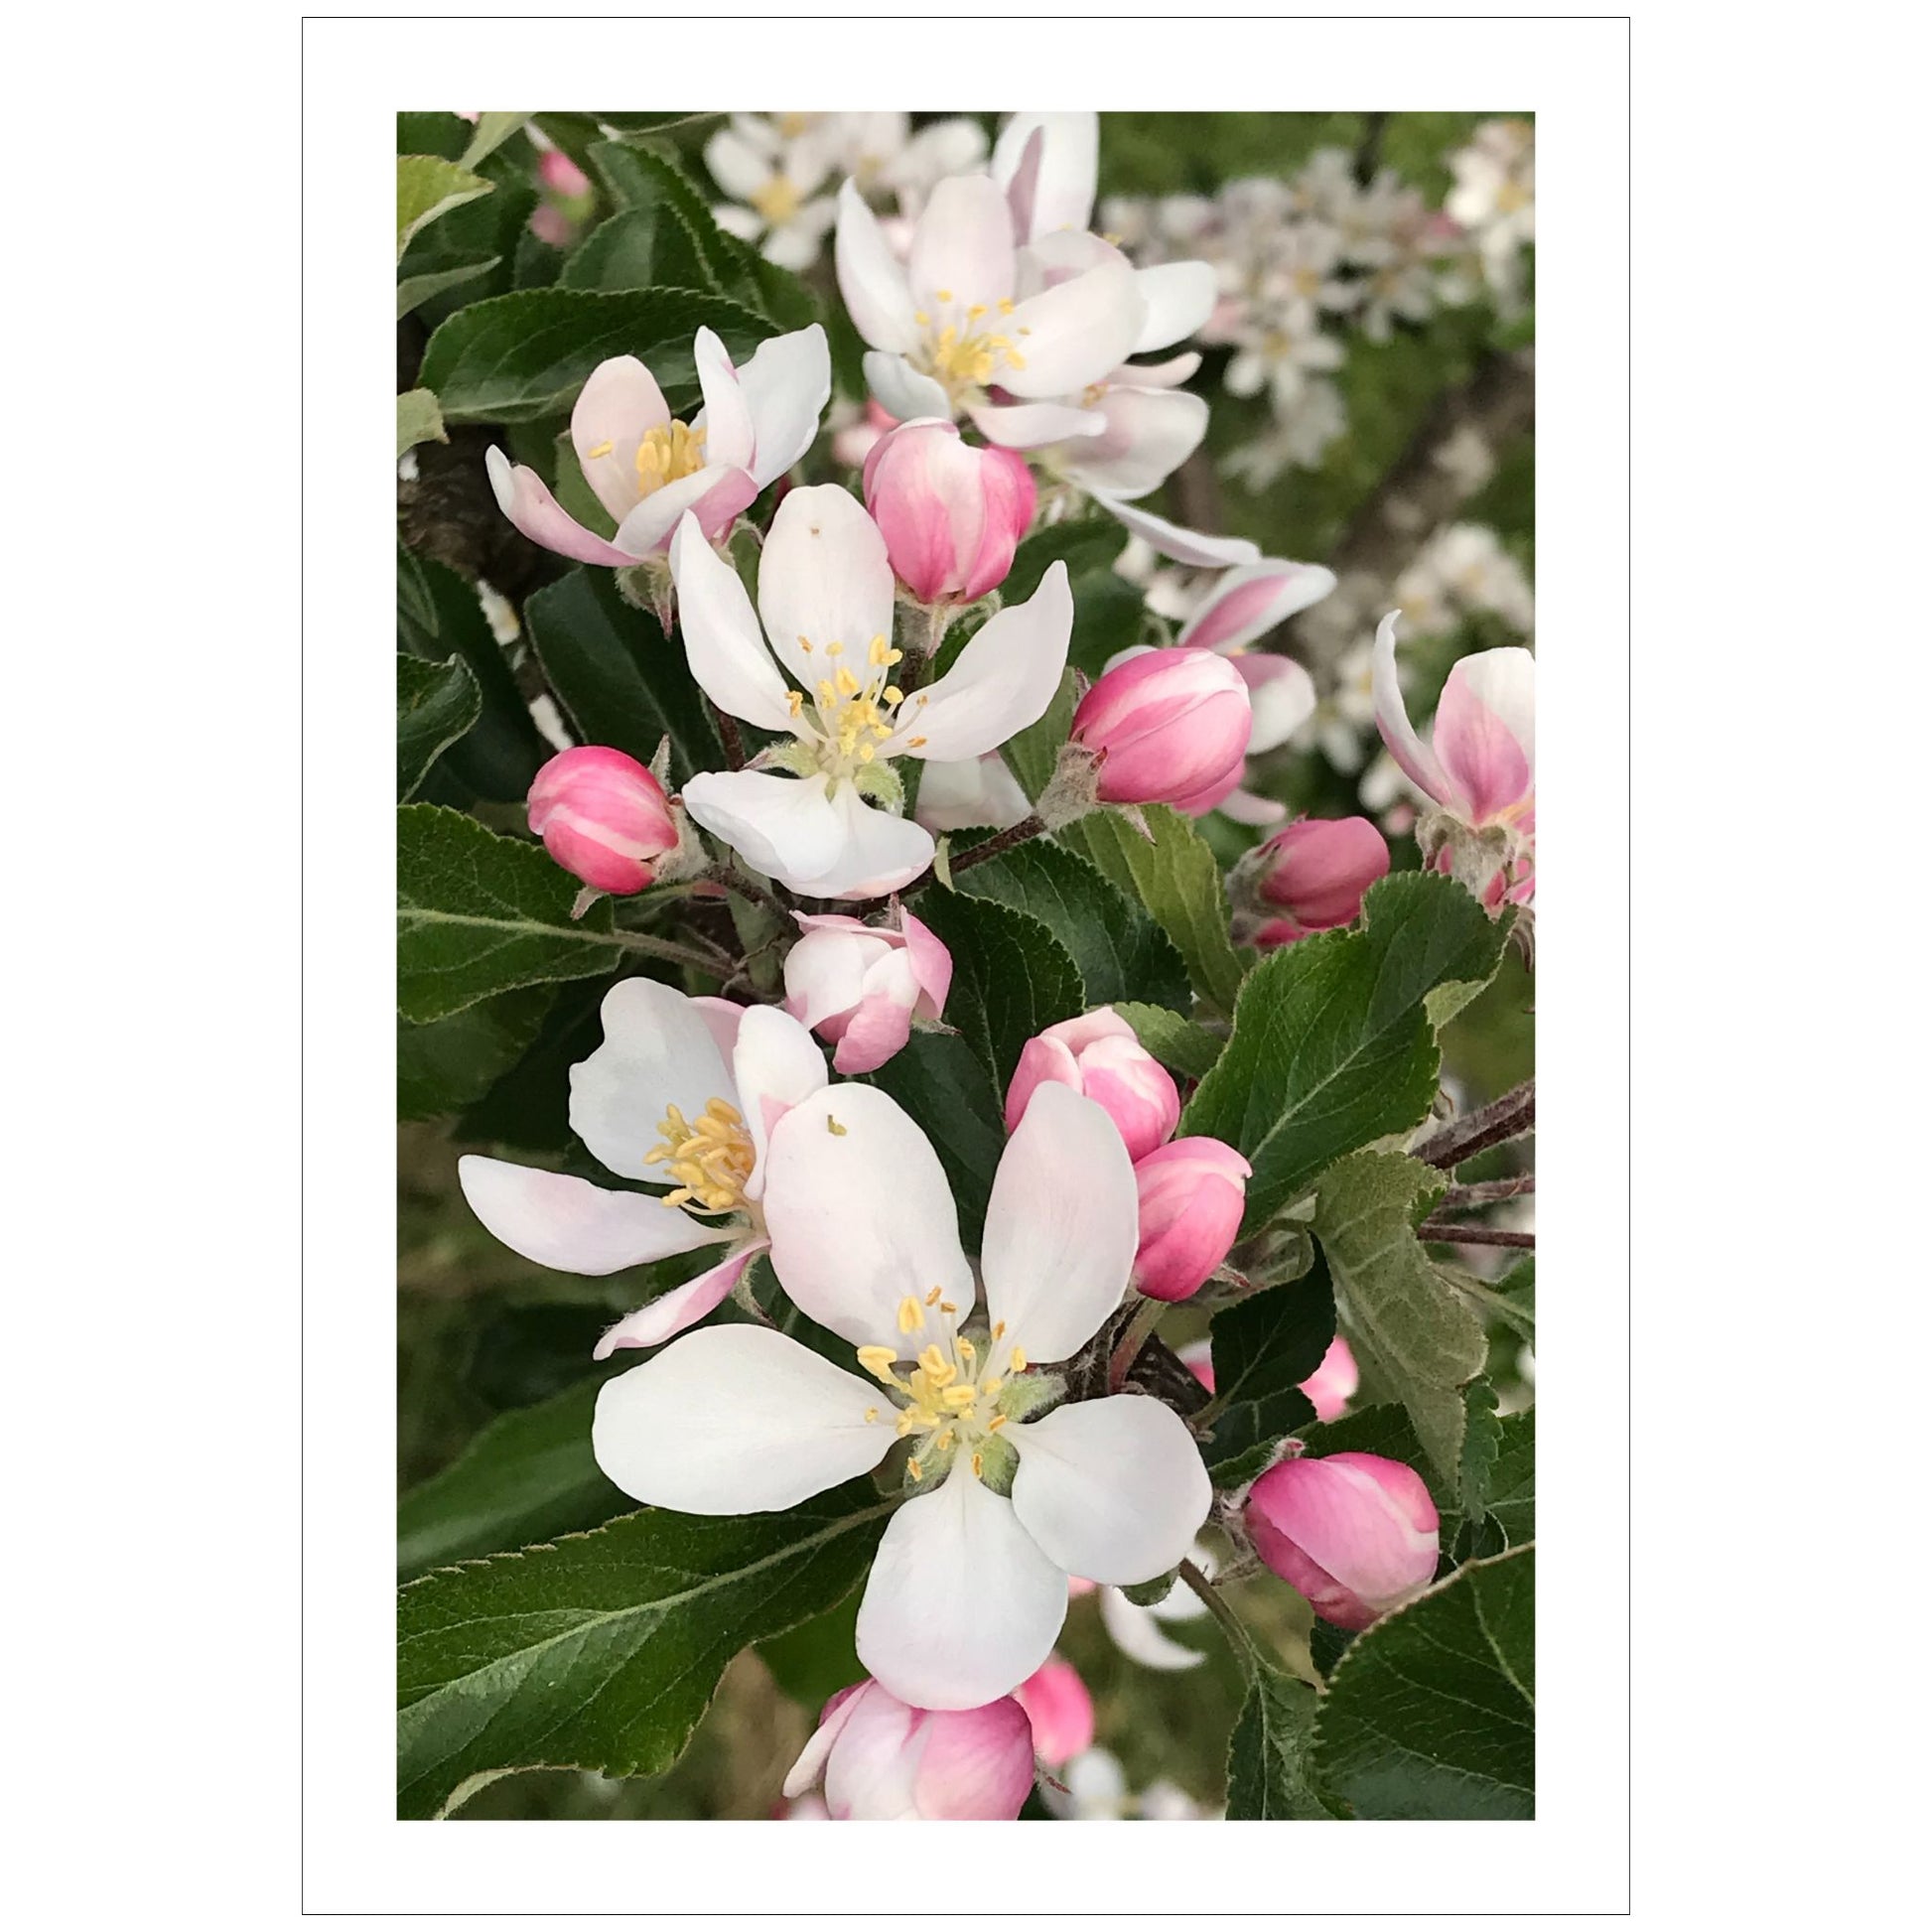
[1132,260,1218,352]
[965,400,1108,450]
[831,967,918,1075]
[836,180,919,352]
[864,351,954,426]
[1371,612,1453,807]
[781,1681,868,1802]
[1089,490,1260,567]
[999,261,1147,398]
[679,768,847,890]
[992,111,1098,239]
[898,908,953,1015]
[612,464,759,559]
[484,447,639,568]
[738,324,832,487]
[568,977,738,1177]
[1098,1588,1207,1671]
[667,512,796,733]
[907,175,1015,313]
[692,327,755,473]
[783,781,935,901]
[1434,645,1535,824]
[591,1240,766,1358]
[1054,386,1205,499]
[1178,561,1340,656]
[458,1155,726,1277]
[732,1005,830,1198]
[704,125,774,203]
[570,355,669,522]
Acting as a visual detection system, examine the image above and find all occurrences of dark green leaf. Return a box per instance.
[1113,1001,1225,1080]
[522,566,725,780]
[950,838,1189,1011]
[756,1588,864,1711]
[397,1373,630,1580]
[861,1031,1006,1249]
[909,893,1083,1091]
[1000,667,1076,804]
[399,984,554,1122]
[419,287,771,426]
[1226,1656,1339,1819]
[1179,870,1512,1227]
[458,976,614,1152]
[562,204,710,294]
[1312,1544,1534,1819]
[1201,1254,1336,1486]
[1003,517,1128,606]
[1456,1408,1534,1561]
[397,256,501,320]
[397,1481,893,1817]
[1060,804,1249,1015]
[397,804,624,1023]
[1312,1151,1487,1482]
[397,652,481,799]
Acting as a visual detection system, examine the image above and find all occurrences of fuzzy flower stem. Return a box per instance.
[1179,1558,1255,1677]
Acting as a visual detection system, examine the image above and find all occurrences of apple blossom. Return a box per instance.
[1131,1137,1252,1303]
[668,484,1070,898]
[782,904,952,1075]
[1013,1655,1095,1766]
[1070,646,1253,811]
[1245,1450,1441,1630]
[458,982,830,1355]
[525,746,677,895]
[861,418,1036,605]
[1005,1009,1180,1163]
[484,324,830,569]
[781,1678,1036,1821]
[912,751,1032,836]
[703,115,839,269]
[590,1081,1213,1709]
[1244,815,1392,946]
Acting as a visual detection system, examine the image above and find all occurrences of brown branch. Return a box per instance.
[1413,1077,1535,1171]
[1416,1222,1536,1250]
[712,704,746,770]
[1438,1173,1536,1209]
[903,813,1046,897]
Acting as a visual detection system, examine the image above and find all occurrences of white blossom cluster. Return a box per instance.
[1101,121,1535,488]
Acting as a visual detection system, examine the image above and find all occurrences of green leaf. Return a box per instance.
[562,204,709,293]
[399,984,554,1122]
[521,566,724,780]
[397,254,501,320]
[861,1031,1006,1249]
[1179,870,1512,1228]
[397,652,481,799]
[1312,1544,1534,1819]
[910,892,1084,1091]
[396,388,449,461]
[1060,805,1249,1016]
[1000,667,1076,804]
[1311,1151,1488,1483]
[1226,1656,1339,1819]
[1200,1253,1336,1486]
[1113,1001,1225,1081]
[397,804,624,1023]
[458,976,613,1153]
[397,154,493,261]
[396,1482,893,1816]
[756,1588,864,1711]
[397,1373,629,1579]
[459,112,528,171]
[950,838,1189,1012]
[419,287,771,426]
[1003,517,1128,606]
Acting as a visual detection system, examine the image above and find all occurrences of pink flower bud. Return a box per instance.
[1299,1336,1359,1423]
[525,746,677,895]
[1252,816,1391,943]
[782,1679,1036,1821]
[1131,1137,1252,1303]
[862,418,1036,604]
[1245,1452,1440,1630]
[1175,558,1338,656]
[1070,647,1253,808]
[782,905,952,1075]
[1004,1008,1180,1161]
[1013,1656,1094,1767]
[537,147,591,200]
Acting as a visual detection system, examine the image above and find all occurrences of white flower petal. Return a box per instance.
[592,1240,765,1358]
[835,180,919,352]
[1098,1587,1207,1672]
[680,768,847,889]
[758,484,896,690]
[965,400,1108,450]
[593,1324,896,1512]
[667,512,797,733]
[981,1082,1139,1363]
[569,977,738,1178]
[762,1081,974,1348]
[856,1462,1067,1709]
[784,782,934,900]
[1371,611,1452,804]
[907,175,1016,312]
[1054,386,1206,499]
[732,1005,830,1199]
[992,111,1098,239]
[998,261,1147,398]
[738,324,832,487]
[1132,260,1218,353]
[863,351,953,426]
[612,463,758,559]
[484,448,641,569]
[1009,1395,1211,1585]
[704,125,774,203]
[458,1155,726,1276]
[1090,491,1261,567]
[693,327,756,473]
[880,562,1071,761]
[570,355,669,522]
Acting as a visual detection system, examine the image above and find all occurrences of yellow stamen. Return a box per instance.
[924,1286,943,1306]
[585,440,614,460]
[858,1345,899,1381]
[751,175,803,227]
[1011,1346,1028,1372]
[917,1345,956,1388]
[897,1296,925,1335]
[631,419,708,497]
[647,1097,754,1213]
[941,1385,977,1412]
[827,1115,847,1136]
[906,1457,923,1481]
[972,1452,984,1477]
[864,1407,880,1423]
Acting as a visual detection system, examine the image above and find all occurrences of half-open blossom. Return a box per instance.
[1248,816,1391,946]
[1245,1450,1440,1630]
[835,172,1147,450]
[783,904,952,1075]
[525,746,676,895]
[912,752,1032,836]
[1005,1009,1179,1163]
[458,983,829,1354]
[1071,647,1252,811]
[1131,1138,1251,1303]
[591,1081,1213,1708]
[670,485,1070,898]
[485,324,830,567]
[781,1679,1035,1821]
[862,418,1035,605]
[1176,558,1340,656]
[1013,1656,1094,1766]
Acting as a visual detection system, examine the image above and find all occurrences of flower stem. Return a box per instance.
[948,814,1046,877]
[1179,1558,1255,1678]
[1108,1297,1168,1393]
[607,928,736,977]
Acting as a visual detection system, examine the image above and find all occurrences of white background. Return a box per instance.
[7,2,1924,1927]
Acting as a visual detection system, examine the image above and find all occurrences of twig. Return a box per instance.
[608,928,737,977]
[1108,1298,1168,1392]
[712,704,746,770]
[947,814,1045,877]
[1178,1558,1254,1673]
[721,870,789,921]
[1413,1077,1535,1171]
[1416,1222,1536,1250]
[1438,1173,1536,1209]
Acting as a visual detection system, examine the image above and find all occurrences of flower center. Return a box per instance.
[644,1096,756,1213]
[854,1293,1031,1484]
[1495,180,1529,214]
[910,291,1031,407]
[784,630,930,779]
[752,176,804,227]
[633,421,708,498]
